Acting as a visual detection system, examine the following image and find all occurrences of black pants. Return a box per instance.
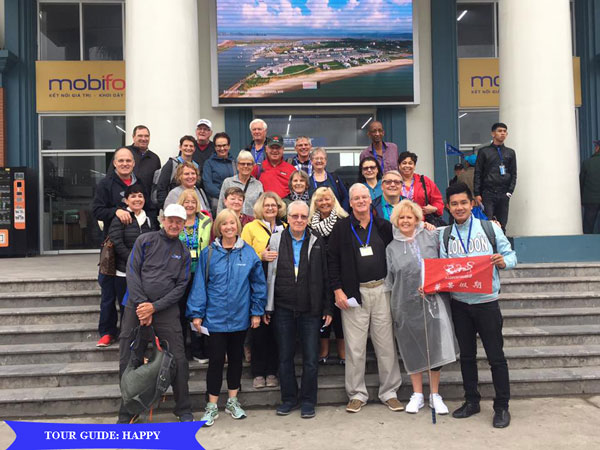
[250,321,279,378]
[118,304,192,419]
[451,299,510,411]
[482,192,510,232]
[206,330,247,396]
[179,275,205,358]
[583,203,600,234]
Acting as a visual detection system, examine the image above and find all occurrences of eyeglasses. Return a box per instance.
[264,204,279,209]
[238,162,253,167]
[215,144,230,149]
[362,166,377,171]
[289,214,308,221]
[382,179,401,185]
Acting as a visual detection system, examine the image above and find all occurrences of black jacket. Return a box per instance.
[193,141,215,177]
[107,211,154,273]
[473,143,517,196]
[107,145,161,200]
[327,215,392,303]
[92,172,146,235]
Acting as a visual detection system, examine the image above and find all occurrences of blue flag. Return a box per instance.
[445,142,463,156]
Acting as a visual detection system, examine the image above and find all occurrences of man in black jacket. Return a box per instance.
[265,201,333,419]
[193,118,215,176]
[327,184,403,414]
[473,123,517,231]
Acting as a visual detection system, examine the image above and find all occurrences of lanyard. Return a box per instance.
[382,197,394,220]
[184,217,199,251]
[454,217,473,254]
[312,172,327,190]
[371,143,386,167]
[253,144,264,163]
[350,213,373,247]
[496,146,504,164]
[401,178,415,200]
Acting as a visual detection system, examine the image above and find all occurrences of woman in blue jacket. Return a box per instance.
[187,208,267,427]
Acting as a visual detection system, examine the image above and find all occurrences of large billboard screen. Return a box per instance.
[211,0,418,107]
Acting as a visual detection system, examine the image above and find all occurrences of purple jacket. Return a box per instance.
[359,142,399,173]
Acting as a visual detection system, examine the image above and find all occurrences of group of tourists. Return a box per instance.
[91,118,517,429]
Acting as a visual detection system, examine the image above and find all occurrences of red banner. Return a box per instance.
[422,255,494,294]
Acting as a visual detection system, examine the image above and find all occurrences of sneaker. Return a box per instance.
[429,393,449,415]
[201,402,219,427]
[253,376,266,389]
[405,393,425,414]
[266,375,279,387]
[178,413,195,422]
[116,414,139,424]
[300,404,316,419]
[346,399,365,413]
[96,335,114,347]
[276,402,299,416]
[192,355,209,364]
[339,359,345,365]
[225,397,247,420]
[318,357,328,365]
[385,397,404,412]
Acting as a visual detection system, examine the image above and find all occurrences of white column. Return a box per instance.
[125,0,201,165]
[499,0,581,236]
[406,0,434,177]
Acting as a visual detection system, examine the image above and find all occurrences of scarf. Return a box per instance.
[290,191,310,203]
[310,209,338,237]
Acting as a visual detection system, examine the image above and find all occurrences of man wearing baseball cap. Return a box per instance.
[117,203,194,423]
[194,118,215,176]
[580,140,600,233]
[252,135,295,199]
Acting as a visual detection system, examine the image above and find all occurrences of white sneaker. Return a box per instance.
[405,393,425,414]
[429,393,449,415]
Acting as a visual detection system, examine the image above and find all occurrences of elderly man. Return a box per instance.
[265,200,332,419]
[117,203,194,423]
[359,121,399,173]
[252,135,295,199]
[92,147,145,348]
[372,170,403,221]
[327,183,403,413]
[193,118,215,176]
[287,136,313,177]
[245,118,269,164]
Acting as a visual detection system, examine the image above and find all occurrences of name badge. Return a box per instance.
[190,249,198,259]
[499,164,506,176]
[359,246,373,257]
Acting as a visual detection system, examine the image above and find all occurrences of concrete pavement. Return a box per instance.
[1,397,599,450]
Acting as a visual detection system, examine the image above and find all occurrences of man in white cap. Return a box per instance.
[194,118,215,176]
[117,203,194,423]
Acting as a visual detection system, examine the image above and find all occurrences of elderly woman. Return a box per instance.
[397,151,445,226]
[240,192,287,389]
[307,147,349,211]
[384,199,457,415]
[358,156,383,200]
[177,188,213,363]
[218,150,264,216]
[283,170,310,207]
[164,161,210,213]
[187,209,267,427]
[308,187,348,364]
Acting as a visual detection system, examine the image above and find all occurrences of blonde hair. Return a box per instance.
[175,161,199,185]
[176,189,202,215]
[253,192,286,220]
[213,208,242,239]
[309,187,348,219]
[390,199,424,227]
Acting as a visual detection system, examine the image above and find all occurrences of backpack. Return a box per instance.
[150,158,179,206]
[120,326,176,417]
[442,219,497,254]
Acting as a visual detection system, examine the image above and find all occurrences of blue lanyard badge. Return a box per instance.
[184,218,199,252]
[382,198,393,220]
[496,146,504,163]
[371,143,386,166]
[312,172,327,190]
[253,145,264,163]
[350,213,374,257]
[401,178,415,201]
[454,218,473,254]
[497,146,506,175]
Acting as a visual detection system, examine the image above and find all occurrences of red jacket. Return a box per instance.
[410,174,444,216]
[252,159,295,199]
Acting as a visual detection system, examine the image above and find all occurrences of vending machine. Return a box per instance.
[0,167,38,257]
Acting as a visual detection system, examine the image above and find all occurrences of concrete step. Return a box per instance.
[499,325,600,347]
[1,366,598,419]
[0,342,118,366]
[500,263,600,279]
[0,290,100,308]
[2,345,599,389]
[0,278,98,294]
[0,305,99,325]
[0,322,97,345]
[500,277,600,293]
[502,307,600,327]
[499,291,600,309]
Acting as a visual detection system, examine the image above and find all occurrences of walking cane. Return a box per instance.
[422,293,436,424]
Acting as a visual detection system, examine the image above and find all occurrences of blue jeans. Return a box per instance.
[98,273,122,337]
[273,307,321,407]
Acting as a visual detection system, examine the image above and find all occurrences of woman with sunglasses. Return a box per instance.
[358,156,383,200]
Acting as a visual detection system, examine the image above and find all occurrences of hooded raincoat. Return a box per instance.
[384,223,458,374]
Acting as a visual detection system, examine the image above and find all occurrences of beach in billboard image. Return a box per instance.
[213,0,416,105]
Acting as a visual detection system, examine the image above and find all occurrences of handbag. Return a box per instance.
[99,235,116,276]
[420,175,447,226]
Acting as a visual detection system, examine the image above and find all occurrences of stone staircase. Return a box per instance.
[0,263,599,419]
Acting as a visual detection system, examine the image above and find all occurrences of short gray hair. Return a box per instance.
[348,183,369,200]
[249,118,267,130]
[237,150,254,163]
[287,200,309,217]
[310,147,327,160]
[295,136,312,145]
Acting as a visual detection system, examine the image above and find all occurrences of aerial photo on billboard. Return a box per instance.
[213,0,416,106]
